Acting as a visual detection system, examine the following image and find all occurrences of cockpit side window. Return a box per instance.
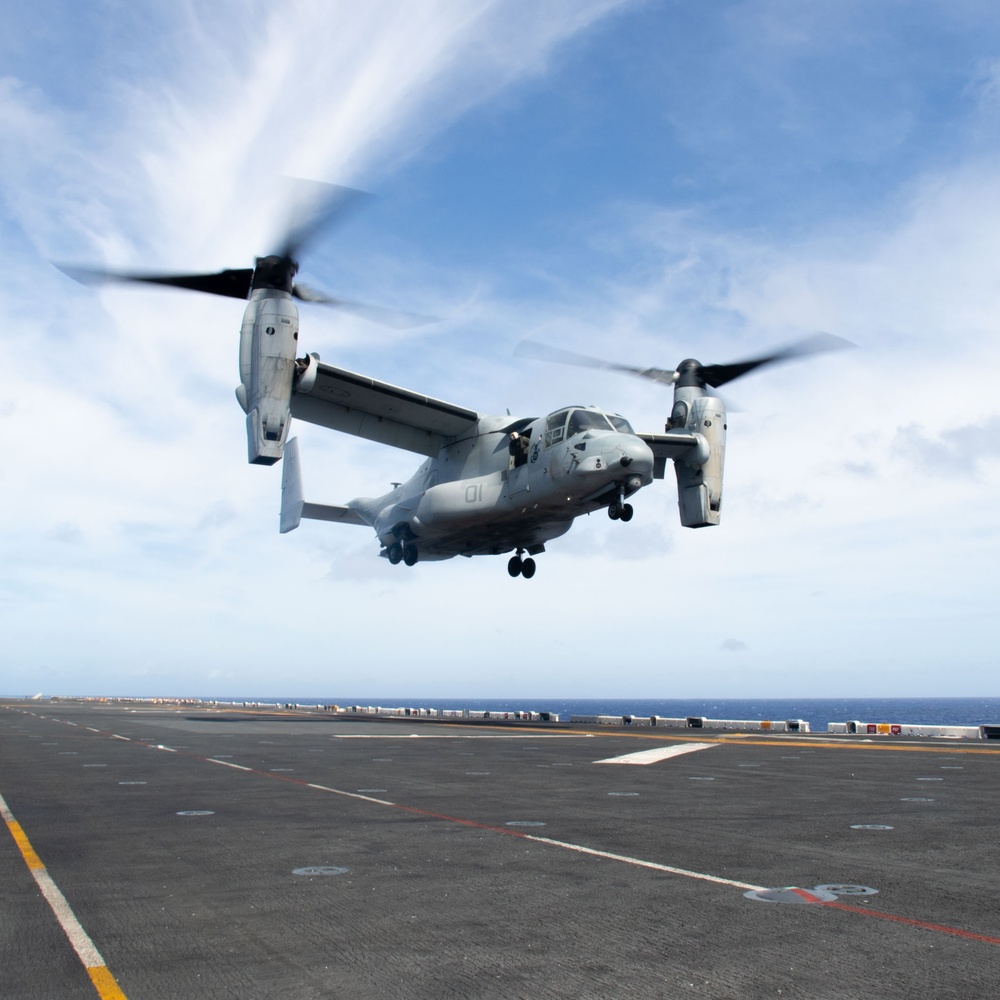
[608,414,635,434]
[567,409,615,436]
[544,409,571,447]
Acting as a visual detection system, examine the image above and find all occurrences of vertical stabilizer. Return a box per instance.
[280,437,305,533]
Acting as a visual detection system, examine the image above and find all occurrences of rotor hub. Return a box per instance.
[674,358,704,388]
[252,255,298,294]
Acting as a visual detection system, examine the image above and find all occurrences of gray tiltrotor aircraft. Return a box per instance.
[61,183,846,578]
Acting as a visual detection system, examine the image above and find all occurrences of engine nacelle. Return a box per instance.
[235,289,299,465]
[675,394,726,527]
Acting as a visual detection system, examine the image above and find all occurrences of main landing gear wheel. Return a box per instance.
[387,542,403,565]
[608,502,634,521]
[508,552,537,579]
[402,543,419,567]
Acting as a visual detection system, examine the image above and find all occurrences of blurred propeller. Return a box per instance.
[55,264,255,300]
[693,332,853,387]
[514,340,679,386]
[292,284,435,329]
[515,332,853,390]
[55,180,432,328]
[277,180,371,263]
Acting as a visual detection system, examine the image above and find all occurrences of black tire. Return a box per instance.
[521,558,536,579]
[620,503,634,522]
[507,556,522,577]
[608,502,620,520]
[403,544,418,567]
[387,542,402,565]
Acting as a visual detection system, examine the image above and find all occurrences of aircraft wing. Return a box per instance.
[291,358,480,457]
[639,432,702,479]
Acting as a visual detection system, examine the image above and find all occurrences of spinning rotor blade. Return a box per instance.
[56,181,372,301]
[293,284,436,329]
[513,340,678,386]
[276,180,371,263]
[516,332,852,390]
[55,264,254,300]
[57,179,428,327]
[696,332,852,388]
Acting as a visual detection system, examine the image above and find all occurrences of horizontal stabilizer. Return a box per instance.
[280,437,369,533]
[300,502,369,526]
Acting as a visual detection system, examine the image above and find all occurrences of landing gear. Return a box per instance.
[386,540,418,566]
[608,483,634,522]
[507,550,537,580]
[608,501,633,522]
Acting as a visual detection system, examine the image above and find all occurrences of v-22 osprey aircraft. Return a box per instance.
[61,183,846,579]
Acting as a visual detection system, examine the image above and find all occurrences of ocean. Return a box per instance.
[215,697,1000,730]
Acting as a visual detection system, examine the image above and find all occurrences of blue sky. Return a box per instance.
[1,0,999,700]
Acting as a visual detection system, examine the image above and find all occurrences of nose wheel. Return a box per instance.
[608,483,634,522]
[507,551,537,579]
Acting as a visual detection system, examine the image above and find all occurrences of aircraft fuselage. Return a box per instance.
[353,408,655,561]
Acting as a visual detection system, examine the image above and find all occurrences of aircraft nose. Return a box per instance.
[616,436,654,477]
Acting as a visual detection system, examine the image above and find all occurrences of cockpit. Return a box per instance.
[543,407,635,447]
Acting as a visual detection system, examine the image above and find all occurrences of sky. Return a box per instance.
[1,0,999,700]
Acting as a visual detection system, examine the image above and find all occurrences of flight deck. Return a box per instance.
[2,699,999,999]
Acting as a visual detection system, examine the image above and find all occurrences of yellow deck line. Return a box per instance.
[0,792,129,999]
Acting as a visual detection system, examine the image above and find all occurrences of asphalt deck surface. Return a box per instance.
[2,700,999,999]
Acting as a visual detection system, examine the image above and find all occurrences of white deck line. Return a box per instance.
[333,734,593,739]
[521,833,766,891]
[593,742,718,765]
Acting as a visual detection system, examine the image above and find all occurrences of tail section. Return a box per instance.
[280,437,308,532]
[279,437,370,533]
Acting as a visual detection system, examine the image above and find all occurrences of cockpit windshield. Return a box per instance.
[567,409,614,436]
[608,414,635,434]
[545,407,634,447]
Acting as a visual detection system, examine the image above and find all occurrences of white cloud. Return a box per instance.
[720,638,748,653]
[894,417,1000,479]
